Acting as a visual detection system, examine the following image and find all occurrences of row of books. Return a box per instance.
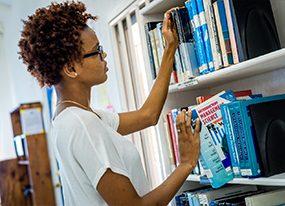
[163,89,285,188]
[175,185,285,206]
[145,0,280,83]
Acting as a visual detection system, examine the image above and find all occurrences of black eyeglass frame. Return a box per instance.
[83,45,104,59]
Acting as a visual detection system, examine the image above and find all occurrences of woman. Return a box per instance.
[18,1,200,205]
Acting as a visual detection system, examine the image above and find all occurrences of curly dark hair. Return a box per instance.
[18,1,97,87]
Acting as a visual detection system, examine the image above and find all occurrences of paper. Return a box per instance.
[20,107,44,135]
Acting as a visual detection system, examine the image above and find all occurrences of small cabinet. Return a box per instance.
[10,102,55,206]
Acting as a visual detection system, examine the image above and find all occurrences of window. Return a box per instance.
[110,2,166,189]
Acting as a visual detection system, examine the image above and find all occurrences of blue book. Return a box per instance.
[196,0,215,72]
[220,103,242,178]
[236,93,285,177]
[185,0,208,75]
[213,0,233,66]
[191,90,236,188]
[222,94,263,177]
[175,195,181,206]
[187,187,214,206]
[229,101,251,177]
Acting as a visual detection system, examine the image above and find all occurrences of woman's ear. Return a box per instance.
[62,64,78,78]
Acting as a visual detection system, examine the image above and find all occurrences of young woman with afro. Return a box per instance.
[18,1,201,205]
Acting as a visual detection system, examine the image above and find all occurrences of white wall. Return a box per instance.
[0,0,133,160]
[1,0,133,205]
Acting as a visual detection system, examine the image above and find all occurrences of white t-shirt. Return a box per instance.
[51,107,150,205]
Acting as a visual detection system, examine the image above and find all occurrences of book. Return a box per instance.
[162,114,176,171]
[196,89,252,105]
[196,0,215,72]
[153,27,163,67]
[213,0,233,67]
[148,29,160,77]
[213,190,263,205]
[144,22,160,80]
[223,0,239,64]
[191,90,237,188]
[201,184,258,206]
[228,101,257,177]
[185,0,209,75]
[202,0,223,71]
[220,92,262,177]
[167,109,180,166]
[220,103,241,177]
[171,8,199,79]
[156,22,165,53]
[245,188,285,206]
[230,0,281,60]
[174,47,185,83]
[249,97,285,177]
[227,0,245,62]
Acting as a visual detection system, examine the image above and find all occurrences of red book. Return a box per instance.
[167,111,180,166]
[196,89,253,104]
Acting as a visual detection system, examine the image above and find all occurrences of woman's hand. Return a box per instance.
[162,8,179,52]
[176,109,201,170]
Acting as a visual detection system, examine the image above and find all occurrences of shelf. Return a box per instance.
[140,0,186,15]
[169,48,285,93]
[18,160,29,165]
[187,173,285,186]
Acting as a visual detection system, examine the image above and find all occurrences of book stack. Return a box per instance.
[144,0,280,84]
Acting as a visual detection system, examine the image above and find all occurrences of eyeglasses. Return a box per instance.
[83,45,104,59]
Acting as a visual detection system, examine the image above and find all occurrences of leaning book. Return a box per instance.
[191,90,236,188]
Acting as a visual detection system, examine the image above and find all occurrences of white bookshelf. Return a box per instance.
[169,48,285,93]
[141,0,186,15]
[187,173,285,186]
[139,0,285,191]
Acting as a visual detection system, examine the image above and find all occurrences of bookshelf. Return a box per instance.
[138,0,285,192]
[10,102,56,206]
[169,48,285,93]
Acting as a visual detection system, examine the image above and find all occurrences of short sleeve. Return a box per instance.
[94,109,119,131]
[69,110,129,190]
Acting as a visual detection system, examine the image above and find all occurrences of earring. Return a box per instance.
[75,73,77,76]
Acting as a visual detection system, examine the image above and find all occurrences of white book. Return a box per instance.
[245,188,285,206]
[223,0,239,64]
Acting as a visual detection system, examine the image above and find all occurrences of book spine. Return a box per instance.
[174,48,184,83]
[203,0,223,70]
[171,61,178,84]
[223,0,239,64]
[240,102,261,178]
[177,8,199,79]
[220,103,242,177]
[229,105,245,176]
[237,109,252,176]
[212,1,228,67]
[144,23,157,80]
[167,110,180,166]
[153,28,163,67]
[156,22,165,52]
[148,30,160,76]
[228,101,251,177]
[172,10,187,81]
[229,0,245,62]
[163,114,176,170]
[196,0,215,72]
[213,1,234,67]
[186,0,208,75]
